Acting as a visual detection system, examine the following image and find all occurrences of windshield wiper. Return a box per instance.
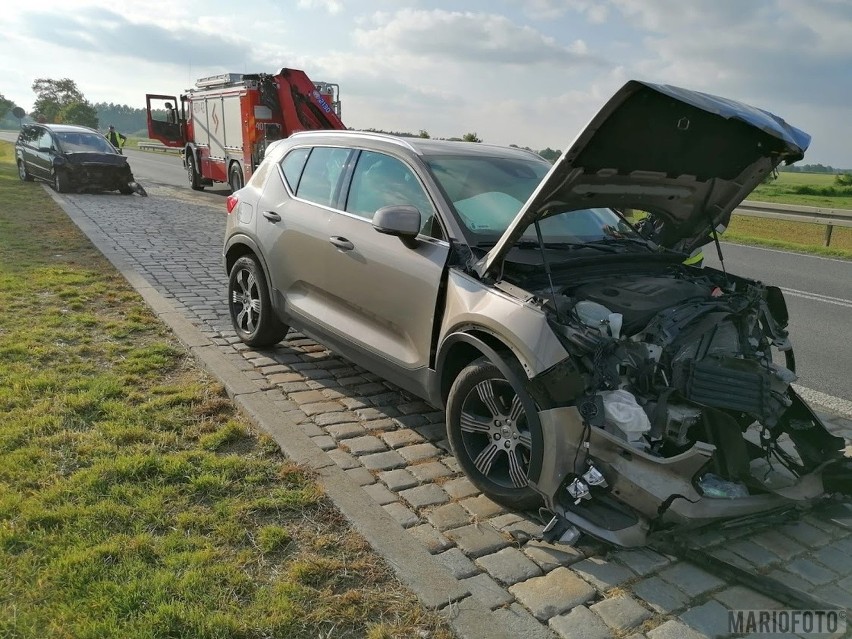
[512,240,618,253]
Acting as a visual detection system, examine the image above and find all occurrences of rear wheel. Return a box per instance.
[52,169,70,193]
[228,255,288,346]
[186,153,203,191]
[446,357,543,510]
[18,160,33,182]
[229,163,244,192]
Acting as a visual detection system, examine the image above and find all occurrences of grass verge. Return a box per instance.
[0,140,452,639]
[726,215,852,259]
[752,171,852,209]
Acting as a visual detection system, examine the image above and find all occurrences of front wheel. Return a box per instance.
[186,153,203,191]
[228,255,288,346]
[446,357,543,510]
[52,169,70,193]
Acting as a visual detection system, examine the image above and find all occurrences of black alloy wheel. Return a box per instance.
[227,255,288,347]
[18,160,33,182]
[52,169,70,193]
[447,357,543,510]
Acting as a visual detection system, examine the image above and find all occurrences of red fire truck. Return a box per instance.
[145,68,345,192]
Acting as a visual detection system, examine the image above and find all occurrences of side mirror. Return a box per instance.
[39,146,52,153]
[373,205,421,247]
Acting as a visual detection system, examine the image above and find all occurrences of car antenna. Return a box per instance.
[533,218,562,322]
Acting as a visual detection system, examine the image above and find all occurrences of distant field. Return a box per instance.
[751,171,852,209]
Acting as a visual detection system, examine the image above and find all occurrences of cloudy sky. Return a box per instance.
[3,0,851,166]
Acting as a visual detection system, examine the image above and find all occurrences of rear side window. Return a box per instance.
[279,147,310,192]
[295,147,351,207]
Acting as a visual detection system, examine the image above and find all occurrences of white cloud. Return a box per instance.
[298,0,344,14]
[510,0,609,23]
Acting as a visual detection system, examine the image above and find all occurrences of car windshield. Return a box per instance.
[424,155,640,246]
[56,131,116,154]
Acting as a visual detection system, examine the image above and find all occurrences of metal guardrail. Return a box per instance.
[735,200,852,246]
[137,142,180,153]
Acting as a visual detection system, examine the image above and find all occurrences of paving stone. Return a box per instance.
[445,523,510,558]
[360,450,406,471]
[709,547,753,572]
[355,406,395,421]
[267,371,303,383]
[288,389,326,404]
[590,595,652,632]
[310,435,336,451]
[498,517,543,543]
[572,557,634,592]
[344,466,375,486]
[751,529,806,560]
[399,483,449,509]
[382,502,420,528]
[460,572,515,609]
[415,422,447,442]
[408,523,453,554]
[398,442,442,463]
[443,456,462,473]
[713,585,783,610]
[727,539,781,569]
[435,548,479,579]
[298,421,325,437]
[339,396,369,410]
[443,476,480,499]
[813,582,852,609]
[837,573,852,592]
[612,548,671,576]
[460,494,506,520]
[489,513,525,529]
[632,576,690,614]
[313,412,360,427]
[394,413,428,428]
[326,448,360,470]
[523,540,586,571]
[325,421,367,440]
[647,619,706,639]
[342,435,387,456]
[784,557,836,585]
[766,569,812,594]
[378,468,418,492]
[548,604,612,639]
[427,503,472,531]
[301,401,345,416]
[363,483,398,506]
[475,547,543,586]
[492,603,560,639]
[282,408,309,423]
[680,600,732,638]
[509,567,597,621]
[658,562,724,598]
[380,428,425,449]
[813,544,852,574]
[280,382,310,393]
[779,520,832,547]
[408,460,453,482]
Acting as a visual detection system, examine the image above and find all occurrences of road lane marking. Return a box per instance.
[793,385,852,420]
[780,287,852,309]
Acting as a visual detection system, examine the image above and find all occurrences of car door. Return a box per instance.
[25,127,50,180]
[255,145,353,327]
[320,149,450,372]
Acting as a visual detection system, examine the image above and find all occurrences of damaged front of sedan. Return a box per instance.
[435,80,849,548]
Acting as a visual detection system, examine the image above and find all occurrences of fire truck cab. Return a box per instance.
[146,68,345,192]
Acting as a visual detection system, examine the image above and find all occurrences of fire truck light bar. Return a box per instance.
[195,73,243,88]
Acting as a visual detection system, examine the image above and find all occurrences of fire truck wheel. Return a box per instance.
[229,164,244,192]
[186,153,204,191]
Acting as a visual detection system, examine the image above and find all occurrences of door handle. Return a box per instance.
[329,236,354,251]
[262,211,281,222]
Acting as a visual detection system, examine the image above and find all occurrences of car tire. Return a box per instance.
[118,185,134,195]
[446,356,543,511]
[17,160,33,182]
[229,163,244,192]
[186,153,203,191]
[52,169,70,193]
[228,255,289,347]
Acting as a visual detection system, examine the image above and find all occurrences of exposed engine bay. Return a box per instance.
[512,263,848,547]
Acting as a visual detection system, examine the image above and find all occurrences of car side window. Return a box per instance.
[279,147,310,192]
[295,147,351,208]
[37,130,53,151]
[345,151,441,238]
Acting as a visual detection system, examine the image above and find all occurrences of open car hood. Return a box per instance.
[475,80,810,279]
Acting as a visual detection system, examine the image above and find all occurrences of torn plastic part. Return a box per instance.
[697,473,750,498]
[566,477,592,504]
[583,463,608,488]
[541,514,582,546]
[599,389,650,445]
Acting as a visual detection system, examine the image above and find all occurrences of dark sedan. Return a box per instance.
[15,123,144,195]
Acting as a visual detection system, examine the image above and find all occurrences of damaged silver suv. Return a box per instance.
[224,80,848,547]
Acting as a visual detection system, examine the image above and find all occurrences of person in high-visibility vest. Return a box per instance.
[105,125,127,153]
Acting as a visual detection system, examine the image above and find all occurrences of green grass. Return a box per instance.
[0,140,452,639]
[751,171,852,209]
